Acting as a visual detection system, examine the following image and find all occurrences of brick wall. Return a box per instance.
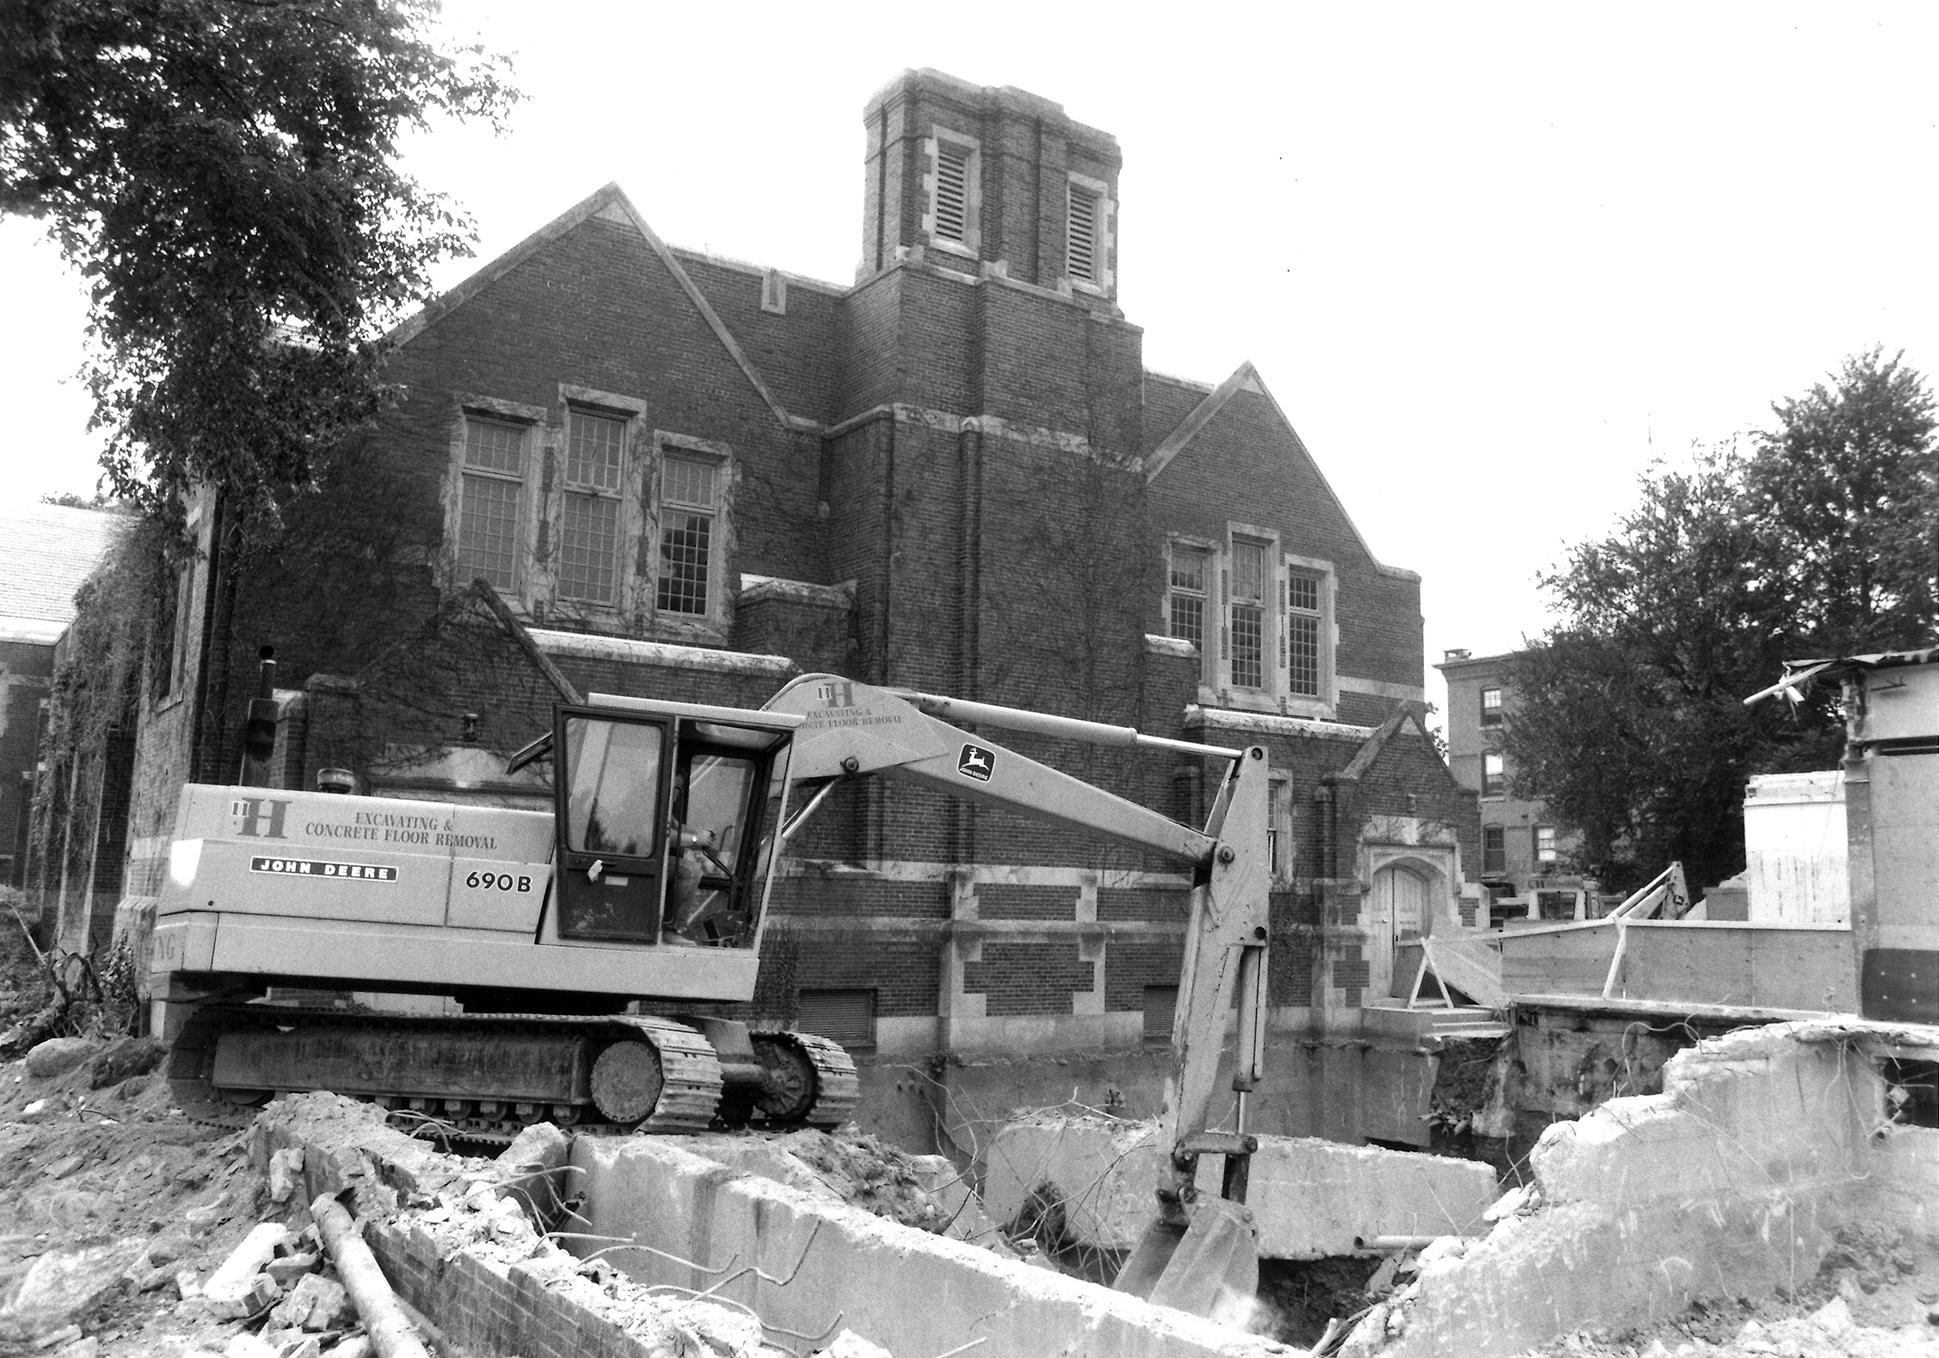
[0,639,53,886]
[100,80,1475,1064]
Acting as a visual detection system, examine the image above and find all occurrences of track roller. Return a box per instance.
[750,1030,859,1128]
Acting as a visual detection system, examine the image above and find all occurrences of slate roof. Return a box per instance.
[0,502,128,643]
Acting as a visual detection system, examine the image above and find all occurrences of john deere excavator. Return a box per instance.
[152,672,1274,1316]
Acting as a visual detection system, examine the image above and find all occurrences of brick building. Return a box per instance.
[93,70,1479,1147]
[0,502,125,900]
[1436,647,1598,923]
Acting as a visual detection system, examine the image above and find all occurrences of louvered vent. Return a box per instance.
[934,142,970,243]
[1068,184,1099,283]
[798,988,877,1050]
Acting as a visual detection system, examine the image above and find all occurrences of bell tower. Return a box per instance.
[858,69,1122,310]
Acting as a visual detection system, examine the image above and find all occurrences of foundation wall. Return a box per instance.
[568,1134,1287,1358]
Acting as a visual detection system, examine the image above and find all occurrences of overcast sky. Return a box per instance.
[5,3,1938,720]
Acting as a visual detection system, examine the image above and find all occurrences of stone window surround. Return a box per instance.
[443,390,735,636]
[1164,535,1213,661]
[444,394,546,602]
[920,125,982,261]
[1164,529,1336,718]
[651,430,734,626]
[553,386,649,622]
[1282,548,1338,719]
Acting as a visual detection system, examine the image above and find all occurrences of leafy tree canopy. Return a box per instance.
[0,0,517,535]
[1507,349,1936,891]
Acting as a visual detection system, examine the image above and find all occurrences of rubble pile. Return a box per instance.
[0,1048,961,1358]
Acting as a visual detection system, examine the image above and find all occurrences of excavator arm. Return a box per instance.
[765,675,1271,1316]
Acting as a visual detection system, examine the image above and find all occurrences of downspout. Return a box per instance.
[872,414,897,867]
[954,422,984,866]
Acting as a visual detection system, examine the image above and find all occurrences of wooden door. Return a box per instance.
[1369,865,1428,998]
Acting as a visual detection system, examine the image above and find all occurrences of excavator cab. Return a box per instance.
[549,697,795,950]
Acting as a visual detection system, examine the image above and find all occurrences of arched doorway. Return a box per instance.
[1367,864,1429,998]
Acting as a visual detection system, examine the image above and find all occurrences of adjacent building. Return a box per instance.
[0,501,126,893]
[1435,648,1596,922]
[62,70,1481,1147]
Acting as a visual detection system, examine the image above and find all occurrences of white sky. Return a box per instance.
[5,3,1939,724]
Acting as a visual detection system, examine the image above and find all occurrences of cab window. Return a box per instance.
[563,717,663,857]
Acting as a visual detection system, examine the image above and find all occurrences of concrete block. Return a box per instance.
[1241,1137,1496,1257]
[981,1114,1158,1251]
[664,1132,845,1204]
[983,1114,1497,1259]
[570,1134,1289,1357]
[1348,1020,1939,1358]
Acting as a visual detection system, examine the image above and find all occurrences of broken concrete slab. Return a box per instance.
[982,1113,1496,1258]
[1342,1019,1939,1358]
[0,1237,147,1344]
[571,1134,1291,1357]
[666,1132,846,1204]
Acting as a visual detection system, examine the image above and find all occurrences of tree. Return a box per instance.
[1505,445,1828,890]
[0,0,517,532]
[1747,347,1938,654]
[1505,348,1935,891]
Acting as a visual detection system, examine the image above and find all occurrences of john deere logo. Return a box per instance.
[232,797,291,839]
[957,743,995,782]
[816,680,857,709]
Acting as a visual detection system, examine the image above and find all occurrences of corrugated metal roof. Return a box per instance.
[0,502,128,630]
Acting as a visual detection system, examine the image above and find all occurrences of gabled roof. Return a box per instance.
[0,503,127,642]
[389,183,798,431]
[1336,704,1447,784]
[1146,361,1418,583]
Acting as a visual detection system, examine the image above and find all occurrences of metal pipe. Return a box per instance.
[1355,1234,1450,1251]
[887,689,1244,760]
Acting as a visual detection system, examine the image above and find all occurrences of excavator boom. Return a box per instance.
[764,675,1273,1317]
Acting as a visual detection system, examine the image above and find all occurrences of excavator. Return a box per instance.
[151,672,1274,1317]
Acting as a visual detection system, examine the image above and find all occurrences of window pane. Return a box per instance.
[459,474,520,589]
[1288,612,1320,696]
[1068,184,1098,283]
[658,509,712,614]
[464,416,523,474]
[1483,826,1506,874]
[1482,752,1505,794]
[1481,687,1504,726]
[934,142,969,242]
[568,410,625,491]
[1170,550,1205,593]
[563,717,663,857]
[662,455,717,508]
[1288,572,1319,614]
[1232,603,1263,688]
[1170,593,1203,651]
[560,492,619,602]
[1232,541,1266,601]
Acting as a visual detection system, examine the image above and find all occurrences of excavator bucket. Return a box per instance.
[1113,1197,1260,1323]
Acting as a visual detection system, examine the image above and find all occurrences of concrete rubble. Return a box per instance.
[1339,1020,1939,1358]
[7,1013,1938,1356]
[569,1131,1289,1357]
[981,1112,1497,1258]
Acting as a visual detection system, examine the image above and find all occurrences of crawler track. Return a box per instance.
[167,1004,853,1146]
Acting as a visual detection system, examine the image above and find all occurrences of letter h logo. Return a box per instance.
[232,797,291,839]
[816,680,856,709]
